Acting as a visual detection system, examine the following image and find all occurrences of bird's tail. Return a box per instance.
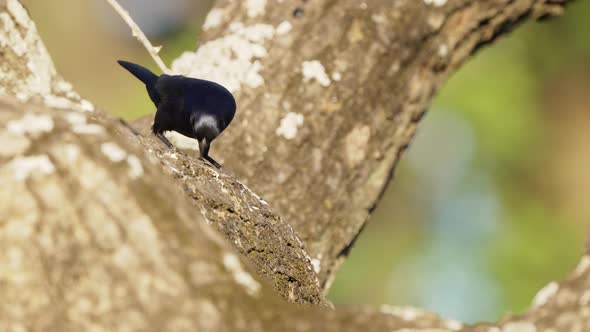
[117,60,159,87]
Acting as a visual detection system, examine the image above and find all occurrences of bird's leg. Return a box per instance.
[199,139,221,168]
[205,156,222,169]
[155,132,175,151]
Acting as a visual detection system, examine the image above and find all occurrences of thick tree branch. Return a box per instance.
[0,0,323,305]
[143,0,573,289]
[116,119,326,305]
[1,95,589,330]
[2,0,589,331]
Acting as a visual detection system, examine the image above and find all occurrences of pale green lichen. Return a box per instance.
[203,8,224,30]
[172,22,275,93]
[62,144,81,162]
[6,113,54,136]
[502,322,537,332]
[222,253,261,297]
[72,123,105,135]
[246,0,266,18]
[7,155,55,181]
[379,305,427,321]
[276,112,304,140]
[575,255,590,276]
[100,142,127,162]
[126,155,144,179]
[532,281,558,307]
[302,60,331,87]
[0,131,30,157]
[344,125,370,167]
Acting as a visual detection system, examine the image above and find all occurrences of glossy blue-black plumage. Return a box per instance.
[117,60,236,167]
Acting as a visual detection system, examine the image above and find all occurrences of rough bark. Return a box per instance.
[133,0,572,289]
[117,120,326,305]
[0,97,284,331]
[0,0,324,306]
[3,0,590,331]
[2,96,590,331]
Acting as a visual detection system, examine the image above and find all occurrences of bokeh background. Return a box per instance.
[23,0,590,323]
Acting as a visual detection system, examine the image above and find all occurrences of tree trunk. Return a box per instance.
[2,0,589,331]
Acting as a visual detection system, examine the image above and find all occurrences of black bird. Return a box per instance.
[117,60,236,168]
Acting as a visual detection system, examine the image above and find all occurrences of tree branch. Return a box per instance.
[1,0,588,331]
[0,97,588,331]
[144,0,573,289]
[104,0,170,74]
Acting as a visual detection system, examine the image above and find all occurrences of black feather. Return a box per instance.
[118,60,236,168]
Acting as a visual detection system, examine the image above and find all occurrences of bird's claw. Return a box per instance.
[202,157,222,169]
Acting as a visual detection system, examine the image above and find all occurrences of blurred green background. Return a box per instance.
[23,0,590,323]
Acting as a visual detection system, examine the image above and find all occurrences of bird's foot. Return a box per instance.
[203,156,222,169]
[155,132,176,150]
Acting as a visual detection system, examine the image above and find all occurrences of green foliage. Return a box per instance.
[488,202,583,312]
[436,38,541,171]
